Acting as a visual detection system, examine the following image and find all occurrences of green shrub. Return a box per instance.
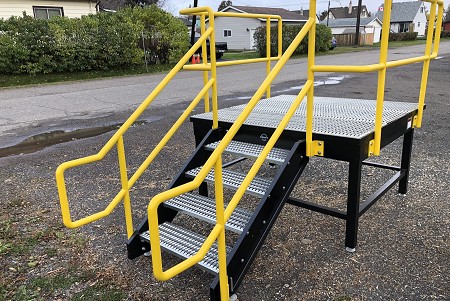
[388,32,418,41]
[0,5,189,75]
[441,31,450,38]
[254,24,332,57]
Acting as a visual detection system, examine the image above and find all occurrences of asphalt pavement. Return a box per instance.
[0,42,449,300]
[1,41,450,149]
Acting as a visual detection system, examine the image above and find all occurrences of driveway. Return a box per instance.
[1,41,450,149]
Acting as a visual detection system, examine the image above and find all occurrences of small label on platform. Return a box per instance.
[407,117,412,129]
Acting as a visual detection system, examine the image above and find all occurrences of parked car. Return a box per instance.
[330,37,337,50]
[194,37,228,59]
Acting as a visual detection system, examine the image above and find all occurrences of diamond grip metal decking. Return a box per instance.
[140,222,231,274]
[164,193,252,234]
[186,167,271,197]
[191,95,419,139]
[205,140,288,165]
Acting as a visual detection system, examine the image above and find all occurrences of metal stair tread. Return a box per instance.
[205,140,288,164]
[185,167,271,197]
[140,222,231,274]
[164,193,252,234]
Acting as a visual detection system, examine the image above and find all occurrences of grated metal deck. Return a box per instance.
[191,95,418,139]
[140,222,231,274]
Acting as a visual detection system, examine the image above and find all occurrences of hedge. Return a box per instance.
[388,32,418,41]
[441,31,450,38]
[0,6,189,75]
[253,24,332,57]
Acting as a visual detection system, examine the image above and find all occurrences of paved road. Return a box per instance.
[1,41,449,147]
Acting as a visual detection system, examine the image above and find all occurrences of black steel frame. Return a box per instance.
[191,108,417,251]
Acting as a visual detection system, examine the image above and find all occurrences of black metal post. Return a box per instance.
[354,0,363,46]
[326,0,330,26]
[190,0,198,46]
[345,156,362,251]
[398,129,414,194]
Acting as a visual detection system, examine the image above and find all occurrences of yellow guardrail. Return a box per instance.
[56,1,443,300]
[56,26,216,238]
[312,0,444,155]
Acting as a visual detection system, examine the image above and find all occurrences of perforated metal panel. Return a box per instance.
[140,222,231,274]
[192,96,418,139]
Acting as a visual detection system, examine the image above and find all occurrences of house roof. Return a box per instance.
[375,1,423,23]
[223,6,308,21]
[320,17,381,27]
[178,17,192,27]
[290,9,311,18]
[329,5,368,19]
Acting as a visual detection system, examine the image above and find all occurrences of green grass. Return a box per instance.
[72,285,125,301]
[0,64,174,88]
[223,51,260,60]
[1,38,448,88]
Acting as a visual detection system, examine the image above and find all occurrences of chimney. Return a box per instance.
[300,7,303,16]
[348,0,352,14]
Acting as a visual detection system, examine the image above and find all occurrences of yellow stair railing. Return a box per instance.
[56,1,444,300]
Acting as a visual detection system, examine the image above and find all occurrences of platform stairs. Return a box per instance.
[55,2,444,301]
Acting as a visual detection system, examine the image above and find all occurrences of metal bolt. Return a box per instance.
[268,195,271,198]
[282,186,285,190]
[318,142,322,146]
[246,231,249,235]
[142,247,146,251]
[370,141,374,145]
[262,220,266,225]
[369,152,374,156]
[318,151,322,155]
[241,259,245,263]
[287,161,290,165]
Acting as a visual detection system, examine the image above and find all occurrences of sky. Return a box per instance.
[161,0,440,16]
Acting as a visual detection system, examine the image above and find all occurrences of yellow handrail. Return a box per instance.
[311,0,444,155]
[147,13,314,288]
[56,26,214,235]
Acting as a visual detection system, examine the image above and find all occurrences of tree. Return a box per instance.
[126,0,159,7]
[218,1,232,11]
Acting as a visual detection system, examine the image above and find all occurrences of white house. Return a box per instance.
[0,0,97,20]
[321,17,383,43]
[208,6,308,51]
[376,1,428,36]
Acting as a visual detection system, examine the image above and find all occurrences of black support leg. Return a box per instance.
[345,157,362,252]
[398,129,414,195]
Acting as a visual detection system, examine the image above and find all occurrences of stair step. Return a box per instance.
[140,222,231,274]
[205,140,288,165]
[186,167,271,198]
[164,193,252,234]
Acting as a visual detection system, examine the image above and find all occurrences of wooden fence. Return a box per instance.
[334,33,374,46]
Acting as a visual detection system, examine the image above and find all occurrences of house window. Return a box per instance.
[223,29,232,37]
[420,7,424,13]
[33,6,64,19]
[418,22,420,27]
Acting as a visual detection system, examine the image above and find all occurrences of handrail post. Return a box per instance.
[266,17,271,98]
[214,157,229,301]
[117,136,134,238]
[209,12,219,129]
[416,0,438,128]
[373,0,393,156]
[277,17,282,58]
[305,2,317,157]
[200,14,210,113]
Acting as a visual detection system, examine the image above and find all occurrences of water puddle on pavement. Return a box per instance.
[0,120,150,158]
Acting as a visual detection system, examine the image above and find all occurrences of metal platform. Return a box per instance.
[190,95,417,251]
[192,95,418,139]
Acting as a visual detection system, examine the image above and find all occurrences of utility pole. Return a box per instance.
[190,0,198,46]
[326,0,330,26]
[354,0,362,46]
